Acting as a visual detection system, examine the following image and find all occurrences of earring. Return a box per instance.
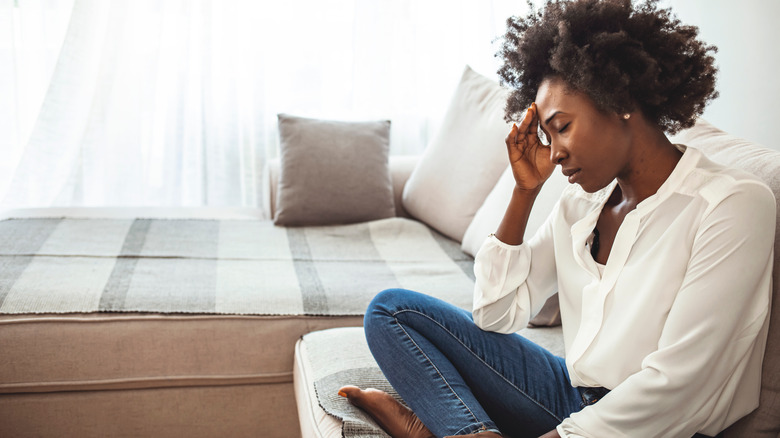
[622,113,631,120]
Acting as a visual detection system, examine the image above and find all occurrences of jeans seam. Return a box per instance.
[392,318,486,430]
[392,308,563,424]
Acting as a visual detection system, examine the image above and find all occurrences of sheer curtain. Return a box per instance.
[1,0,74,207]
[2,0,526,209]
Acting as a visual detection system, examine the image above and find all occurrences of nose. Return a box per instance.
[550,144,567,165]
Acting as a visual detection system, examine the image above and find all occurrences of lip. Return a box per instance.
[562,167,581,184]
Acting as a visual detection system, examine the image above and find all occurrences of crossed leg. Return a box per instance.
[334,289,580,438]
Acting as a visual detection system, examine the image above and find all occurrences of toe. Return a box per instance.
[337,385,363,401]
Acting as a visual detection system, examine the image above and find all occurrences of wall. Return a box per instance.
[663,0,780,150]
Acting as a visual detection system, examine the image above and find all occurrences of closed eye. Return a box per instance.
[559,122,571,133]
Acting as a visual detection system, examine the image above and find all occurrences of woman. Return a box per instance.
[339,1,776,437]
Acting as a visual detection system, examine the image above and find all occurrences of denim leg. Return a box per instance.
[364,289,582,438]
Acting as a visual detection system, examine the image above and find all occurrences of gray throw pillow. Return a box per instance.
[274,114,395,226]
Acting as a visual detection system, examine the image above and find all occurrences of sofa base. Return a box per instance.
[0,382,297,438]
[0,312,364,437]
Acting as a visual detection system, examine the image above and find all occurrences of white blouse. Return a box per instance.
[472,146,775,437]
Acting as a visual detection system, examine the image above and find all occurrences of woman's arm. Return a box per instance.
[496,102,555,245]
[494,185,543,245]
[472,103,559,333]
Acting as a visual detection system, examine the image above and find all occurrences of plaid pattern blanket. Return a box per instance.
[0,217,475,315]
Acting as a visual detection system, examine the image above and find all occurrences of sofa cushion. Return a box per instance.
[0,217,473,317]
[401,66,510,242]
[670,118,780,437]
[274,113,395,226]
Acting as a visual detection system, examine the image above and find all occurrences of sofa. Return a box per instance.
[0,66,777,438]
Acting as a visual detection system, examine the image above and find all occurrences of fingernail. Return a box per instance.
[338,391,347,398]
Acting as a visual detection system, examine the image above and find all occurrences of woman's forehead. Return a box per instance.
[535,78,594,121]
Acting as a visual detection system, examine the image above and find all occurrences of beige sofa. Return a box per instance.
[0,152,473,437]
[0,158,419,438]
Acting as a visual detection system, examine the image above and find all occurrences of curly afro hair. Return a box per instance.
[497,0,718,134]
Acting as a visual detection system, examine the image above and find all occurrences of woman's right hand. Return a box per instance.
[505,102,555,191]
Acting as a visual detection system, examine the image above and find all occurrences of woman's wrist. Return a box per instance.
[513,182,543,198]
[493,184,542,245]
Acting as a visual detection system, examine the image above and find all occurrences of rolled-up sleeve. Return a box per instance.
[558,181,776,437]
[472,205,559,334]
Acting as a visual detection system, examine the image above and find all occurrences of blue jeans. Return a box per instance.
[364,289,723,438]
[364,289,582,437]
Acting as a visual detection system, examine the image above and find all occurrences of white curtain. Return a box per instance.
[2,0,526,209]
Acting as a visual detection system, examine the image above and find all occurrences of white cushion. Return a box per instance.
[401,66,510,242]
[461,166,569,257]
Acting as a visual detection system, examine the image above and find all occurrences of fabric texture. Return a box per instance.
[401,66,510,242]
[473,145,775,437]
[668,119,780,438]
[274,114,395,226]
[462,165,569,327]
[0,217,473,316]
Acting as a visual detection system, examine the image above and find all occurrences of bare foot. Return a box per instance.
[338,385,434,438]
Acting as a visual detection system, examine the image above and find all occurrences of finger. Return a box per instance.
[528,102,540,138]
[518,105,543,158]
[517,105,534,133]
[505,123,519,147]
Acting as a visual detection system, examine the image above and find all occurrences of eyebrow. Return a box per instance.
[544,111,562,126]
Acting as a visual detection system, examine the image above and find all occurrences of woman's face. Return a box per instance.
[535,77,633,193]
